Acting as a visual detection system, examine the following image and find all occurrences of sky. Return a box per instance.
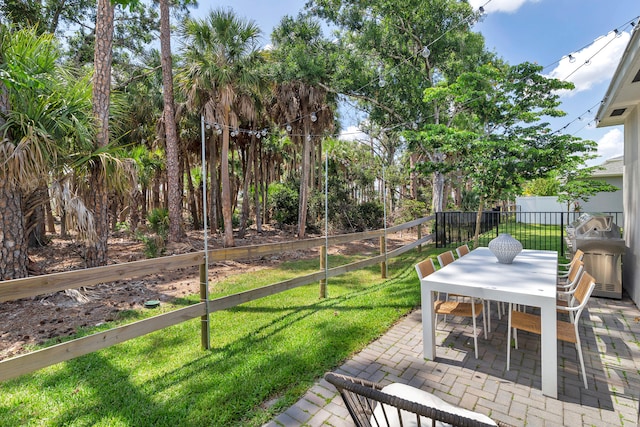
[191,0,640,166]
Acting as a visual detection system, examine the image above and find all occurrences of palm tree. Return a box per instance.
[269,15,335,238]
[179,8,263,247]
[0,26,96,279]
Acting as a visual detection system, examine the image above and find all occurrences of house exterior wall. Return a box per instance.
[624,107,640,306]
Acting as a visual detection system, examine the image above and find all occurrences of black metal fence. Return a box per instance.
[435,210,624,257]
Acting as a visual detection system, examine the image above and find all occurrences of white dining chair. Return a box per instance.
[558,249,584,276]
[507,271,596,389]
[415,258,486,359]
[456,244,470,258]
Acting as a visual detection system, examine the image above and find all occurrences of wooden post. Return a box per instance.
[319,245,327,298]
[199,262,210,350]
[380,236,387,278]
[417,223,422,253]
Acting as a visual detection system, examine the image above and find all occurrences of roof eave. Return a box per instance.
[597,27,640,128]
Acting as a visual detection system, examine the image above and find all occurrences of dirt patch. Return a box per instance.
[0,227,416,360]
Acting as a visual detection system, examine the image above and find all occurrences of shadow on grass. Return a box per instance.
[0,252,432,426]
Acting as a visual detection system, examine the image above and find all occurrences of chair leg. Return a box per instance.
[507,303,512,371]
[472,302,479,359]
[575,334,588,389]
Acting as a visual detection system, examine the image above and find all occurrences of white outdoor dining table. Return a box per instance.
[420,247,559,398]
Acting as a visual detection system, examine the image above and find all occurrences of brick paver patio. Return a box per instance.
[264,295,640,426]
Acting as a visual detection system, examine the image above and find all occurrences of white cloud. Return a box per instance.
[468,0,538,13]
[339,125,368,142]
[547,31,630,96]
[591,128,624,165]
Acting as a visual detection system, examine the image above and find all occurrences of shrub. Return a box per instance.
[268,183,298,226]
[396,199,428,224]
[147,208,169,239]
[140,234,165,258]
[355,201,384,230]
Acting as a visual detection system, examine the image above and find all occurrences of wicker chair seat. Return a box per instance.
[325,372,510,427]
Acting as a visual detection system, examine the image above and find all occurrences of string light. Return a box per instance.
[257,0,494,138]
[203,9,637,143]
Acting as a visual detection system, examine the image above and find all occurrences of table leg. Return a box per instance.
[421,282,435,360]
[540,301,558,398]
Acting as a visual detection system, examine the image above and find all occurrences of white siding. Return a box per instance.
[624,107,640,306]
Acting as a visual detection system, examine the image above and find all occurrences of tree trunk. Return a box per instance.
[140,182,149,223]
[432,170,445,213]
[25,187,47,248]
[238,138,254,238]
[45,195,56,234]
[0,80,28,279]
[184,154,200,229]
[410,152,418,200]
[221,106,235,247]
[109,192,119,232]
[0,177,28,279]
[209,135,220,233]
[86,0,115,267]
[85,166,109,267]
[129,186,142,232]
[152,172,161,210]
[160,0,184,242]
[297,121,311,239]
[473,196,485,249]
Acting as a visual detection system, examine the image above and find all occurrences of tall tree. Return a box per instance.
[270,14,335,238]
[86,0,141,267]
[421,62,598,245]
[159,0,184,241]
[85,0,116,267]
[179,8,263,247]
[308,0,490,213]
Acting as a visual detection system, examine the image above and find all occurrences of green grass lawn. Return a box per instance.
[0,248,435,426]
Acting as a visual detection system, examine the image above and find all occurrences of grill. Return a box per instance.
[566,213,625,299]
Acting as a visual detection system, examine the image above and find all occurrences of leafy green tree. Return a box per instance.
[556,161,618,211]
[308,0,492,213]
[522,176,560,196]
[421,61,597,245]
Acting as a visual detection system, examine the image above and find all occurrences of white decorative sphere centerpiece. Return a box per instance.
[488,233,523,264]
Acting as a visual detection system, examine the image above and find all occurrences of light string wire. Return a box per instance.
[202,9,637,143]
[203,0,492,137]
[333,14,638,140]
[278,0,493,133]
